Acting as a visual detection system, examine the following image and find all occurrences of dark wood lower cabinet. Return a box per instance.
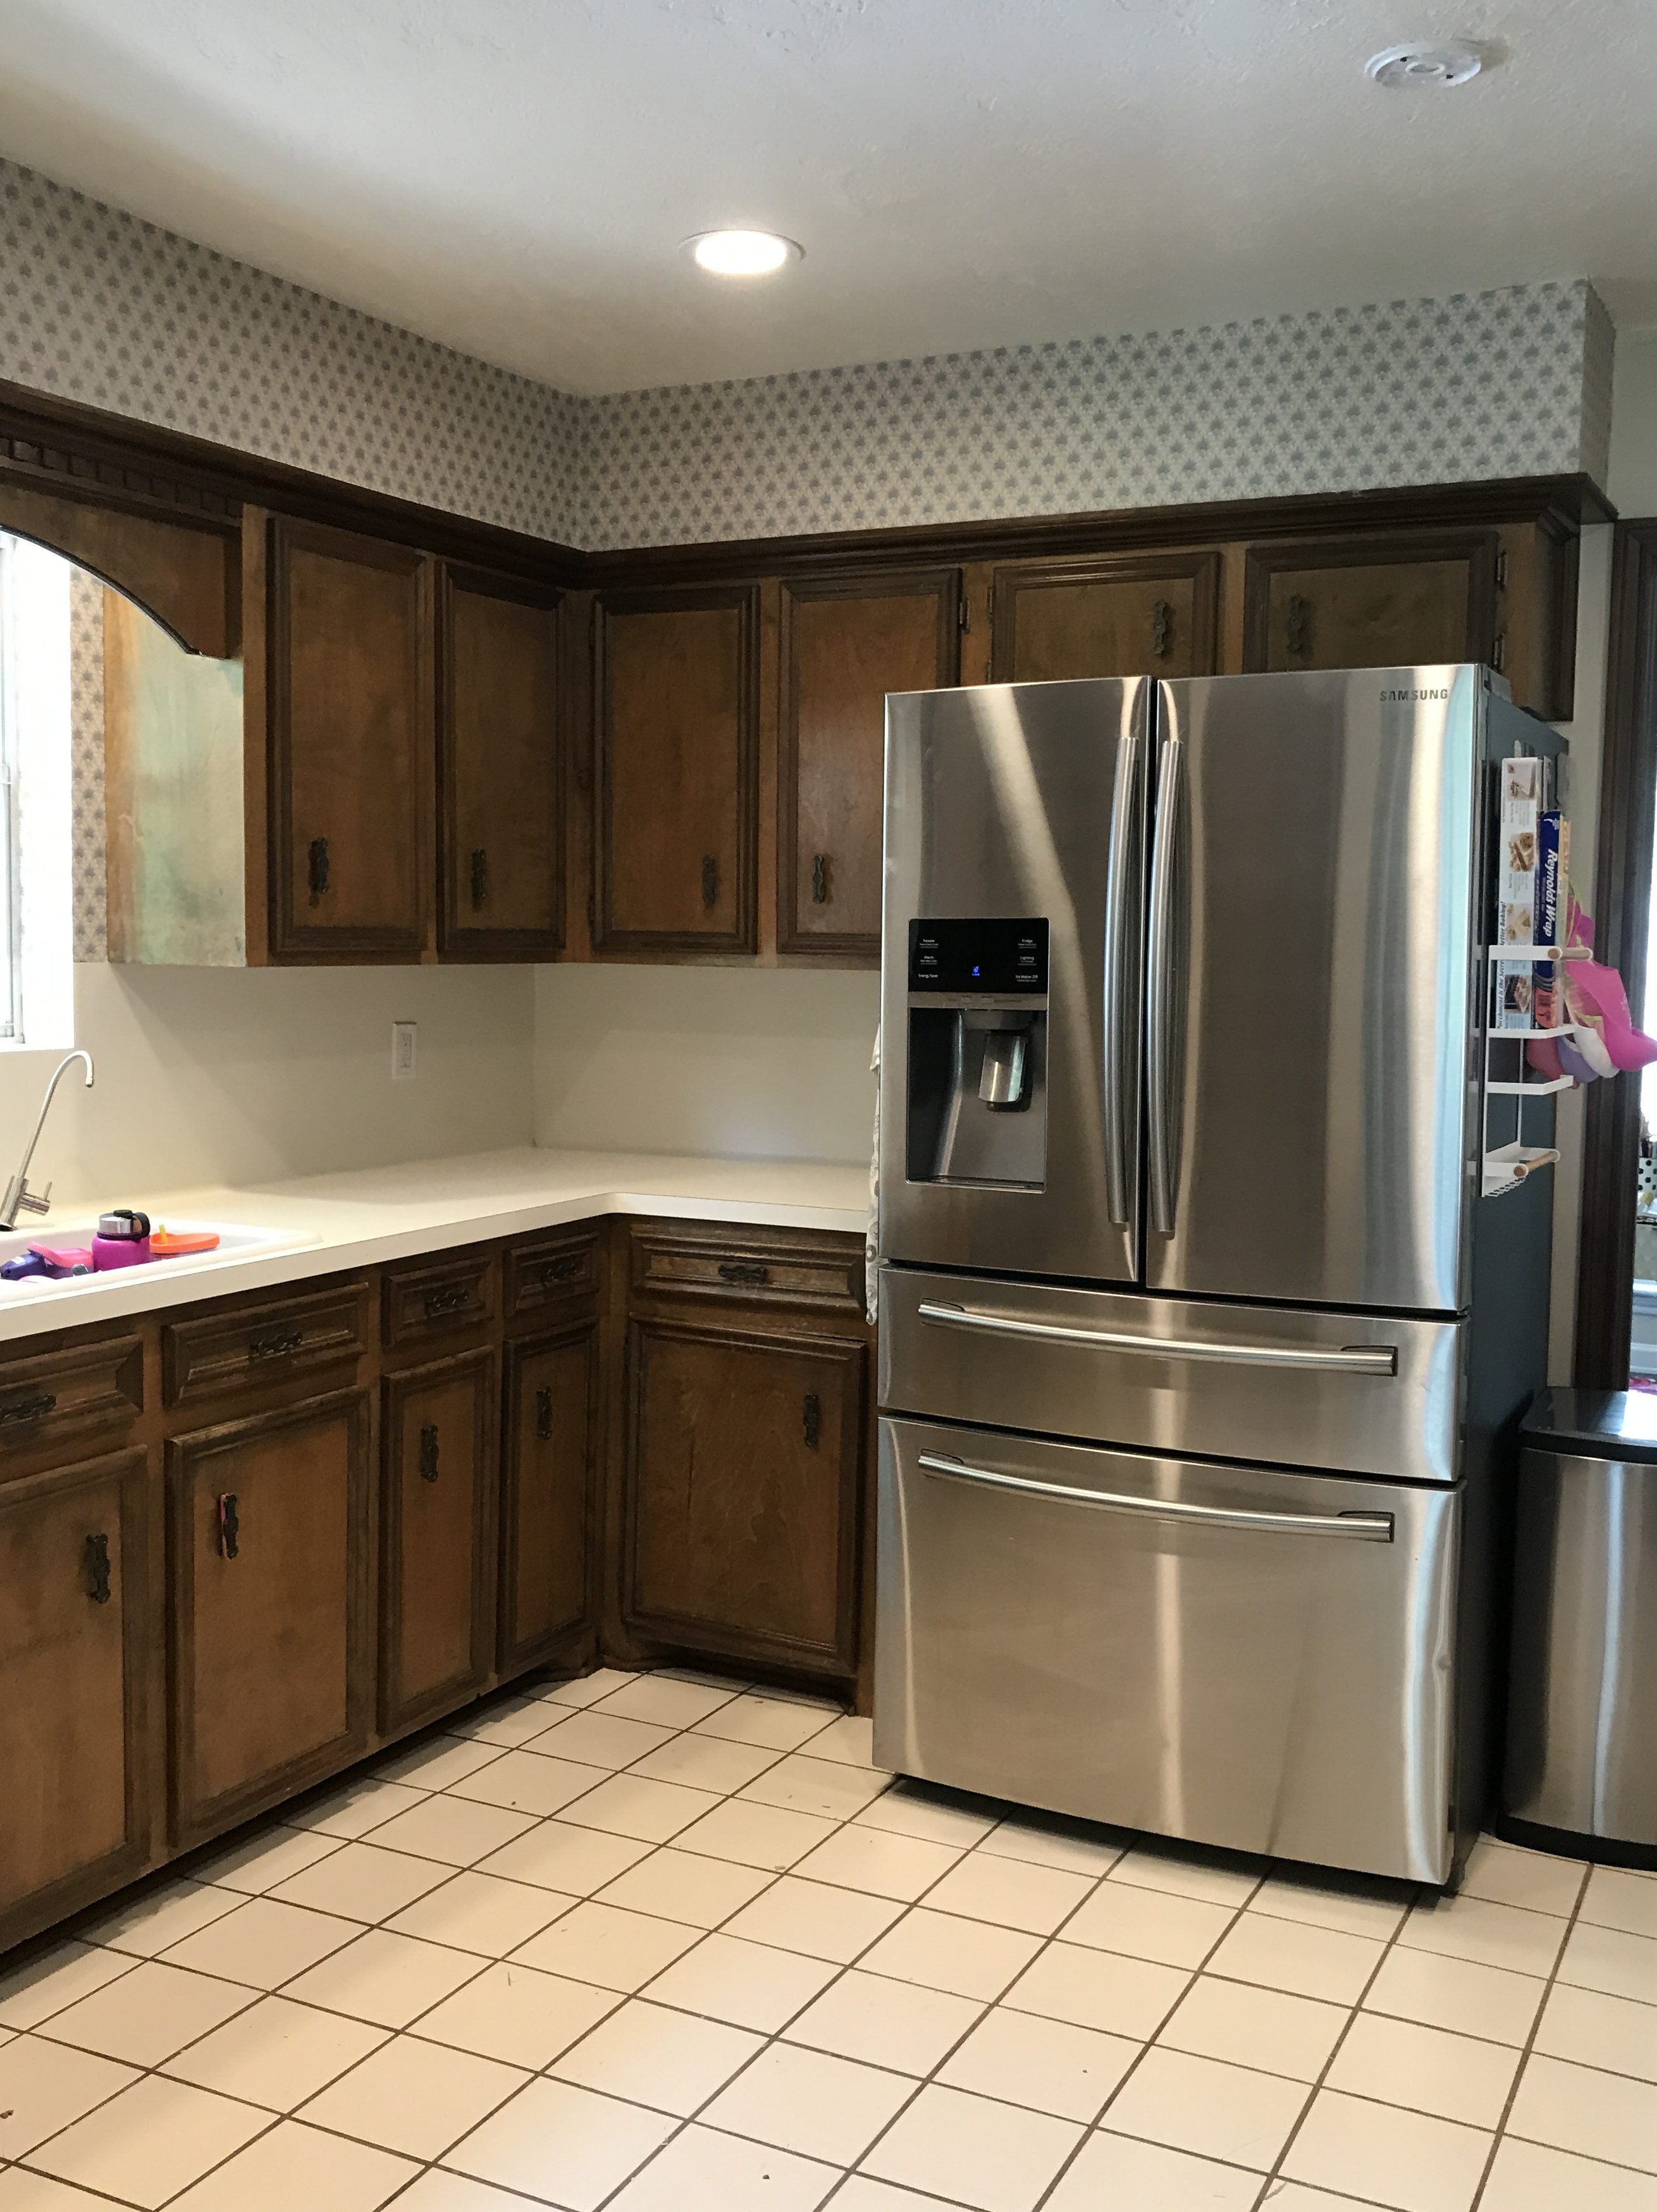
[0,1450,151,1944]
[168,1388,373,1846]
[0,1213,870,1954]
[500,1323,598,1674]
[380,1349,496,1731]
[622,1314,866,1681]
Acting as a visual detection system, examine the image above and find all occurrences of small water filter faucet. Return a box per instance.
[0,1049,94,1229]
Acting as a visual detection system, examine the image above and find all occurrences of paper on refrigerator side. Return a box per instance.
[1494,755,1542,1030]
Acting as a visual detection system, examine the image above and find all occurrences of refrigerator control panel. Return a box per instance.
[908,918,1049,994]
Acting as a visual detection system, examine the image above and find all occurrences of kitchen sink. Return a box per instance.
[0,1220,319,1293]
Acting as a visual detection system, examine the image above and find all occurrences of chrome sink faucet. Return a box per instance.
[0,1049,94,1228]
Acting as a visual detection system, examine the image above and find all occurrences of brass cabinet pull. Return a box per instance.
[470,848,489,908]
[423,1283,472,1319]
[419,1423,440,1482]
[1150,598,1173,658]
[307,836,330,904]
[248,1328,303,1362]
[1284,594,1311,657]
[85,1530,111,1605]
[701,855,719,910]
[217,1492,239,1559]
[717,1260,769,1285]
[811,853,830,904]
[0,1388,56,1427]
[535,1386,553,1442]
[803,1392,822,1448]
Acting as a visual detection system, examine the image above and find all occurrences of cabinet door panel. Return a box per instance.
[440,567,562,958]
[1243,533,1498,676]
[381,1349,495,1731]
[595,588,759,954]
[500,1324,596,1677]
[625,1318,863,1676]
[992,554,1221,683]
[780,571,959,957]
[268,516,428,961]
[169,1389,371,1844]
[0,1451,150,1941]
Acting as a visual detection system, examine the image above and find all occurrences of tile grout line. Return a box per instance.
[5,1674,1634,2212]
[566,1720,1106,2210]
[1466,1848,1593,2211]
[1019,1851,1278,2211]
[1,1665,768,2203]
[180,1667,903,2208]
[1243,1870,1434,2211]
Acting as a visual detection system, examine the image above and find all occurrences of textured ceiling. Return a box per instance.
[0,0,1653,395]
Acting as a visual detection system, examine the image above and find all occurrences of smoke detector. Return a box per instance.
[1365,40,1483,89]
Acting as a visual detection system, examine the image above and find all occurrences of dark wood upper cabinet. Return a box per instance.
[499,1321,597,1677]
[267,516,431,963]
[623,1315,865,1681]
[1242,531,1501,681]
[779,570,960,959]
[439,565,563,959]
[0,1451,152,1946]
[167,1388,373,1846]
[991,552,1222,683]
[380,1349,496,1733]
[593,585,760,955]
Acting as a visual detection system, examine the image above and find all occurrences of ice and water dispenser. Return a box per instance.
[904,918,1048,1190]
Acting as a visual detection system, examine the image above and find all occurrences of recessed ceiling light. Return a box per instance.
[685,229,802,278]
[1365,40,1483,89]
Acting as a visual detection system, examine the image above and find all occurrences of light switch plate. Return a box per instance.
[391,1020,417,1080]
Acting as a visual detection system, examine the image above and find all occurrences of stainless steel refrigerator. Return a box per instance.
[875,665,1560,1886]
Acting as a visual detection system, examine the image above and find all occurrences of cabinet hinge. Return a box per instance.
[1491,632,1507,674]
[958,592,970,633]
[1494,548,1509,591]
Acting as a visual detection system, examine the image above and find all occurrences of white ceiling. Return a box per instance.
[0,0,1654,396]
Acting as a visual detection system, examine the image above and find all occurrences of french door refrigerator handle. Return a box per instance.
[916,1300,1398,1373]
[1102,719,1142,1226]
[917,1450,1395,1540]
[1146,732,1184,1237]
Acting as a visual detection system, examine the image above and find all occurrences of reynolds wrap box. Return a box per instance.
[1532,812,1568,1031]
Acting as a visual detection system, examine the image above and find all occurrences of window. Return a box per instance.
[0,533,75,1051]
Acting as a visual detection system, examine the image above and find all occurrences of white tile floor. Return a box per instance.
[2,1666,1655,2209]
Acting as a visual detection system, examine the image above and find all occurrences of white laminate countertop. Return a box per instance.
[0,1147,872,1347]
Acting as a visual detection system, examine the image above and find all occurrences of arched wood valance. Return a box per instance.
[0,478,237,657]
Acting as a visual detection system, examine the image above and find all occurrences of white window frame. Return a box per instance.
[0,532,75,1054]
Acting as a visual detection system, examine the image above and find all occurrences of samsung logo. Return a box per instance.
[1379,687,1450,702]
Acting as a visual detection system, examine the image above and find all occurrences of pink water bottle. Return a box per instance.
[91,1209,152,1271]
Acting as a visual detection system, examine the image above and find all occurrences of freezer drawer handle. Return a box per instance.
[917,1451,1395,1542]
[916,1299,1398,1375]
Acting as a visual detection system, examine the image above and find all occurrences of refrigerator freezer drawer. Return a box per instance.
[875,1415,1460,1883]
[880,1268,1463,1483]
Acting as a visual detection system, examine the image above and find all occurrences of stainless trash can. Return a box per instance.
[1503,1389,1657,1865]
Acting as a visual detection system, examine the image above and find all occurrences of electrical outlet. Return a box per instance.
[391,1020,417,1081]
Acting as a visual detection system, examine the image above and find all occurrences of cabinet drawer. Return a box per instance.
[164,1283,371,1409]
[0,1334,144,1463]
[629,1224,865,1315]
[505,1230,601,1319]
[383,1251,496,1348]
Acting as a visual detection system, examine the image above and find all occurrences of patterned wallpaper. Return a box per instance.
[0,158,583,543]
[0,158,1616,561]
[574,280,1614,549]
[68,569,104,962]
